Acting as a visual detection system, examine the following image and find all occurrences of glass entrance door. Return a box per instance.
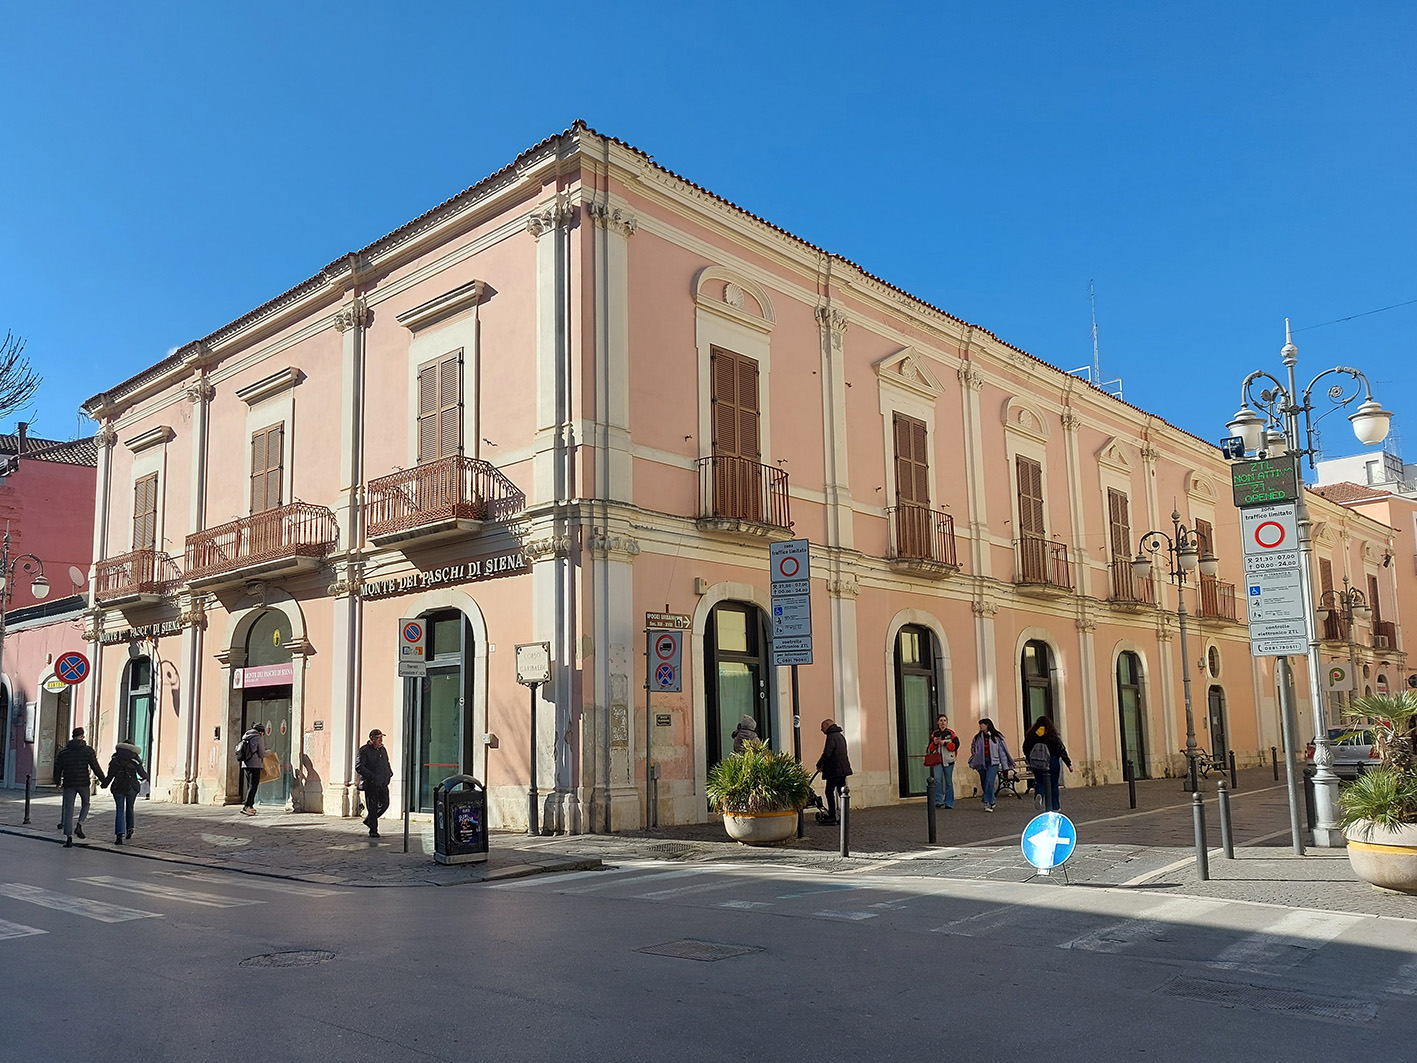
[1116,651,1148,779]
[705,602,770,768]
[414,611,473,812]
[895,626,936,797]
[243,694,292,806]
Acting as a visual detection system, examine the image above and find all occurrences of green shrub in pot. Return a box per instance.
[705,741,812,815]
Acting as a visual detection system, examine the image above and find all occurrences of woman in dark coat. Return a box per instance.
[105,741,149,844]
[1022,715,1073,812]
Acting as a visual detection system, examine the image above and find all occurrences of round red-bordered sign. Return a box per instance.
[402,622,423,643]
[655,634,678,660]
[777,555,800,578]
[1253,521,1287,549]
[56,652,90,685]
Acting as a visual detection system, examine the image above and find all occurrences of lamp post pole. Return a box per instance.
[1133,511,1216,795]
[1225,322,1393,847]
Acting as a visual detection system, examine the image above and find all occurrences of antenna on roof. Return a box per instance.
[1068,280,1124,399]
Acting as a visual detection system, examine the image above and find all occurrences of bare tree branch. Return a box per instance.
[0,332,41,419]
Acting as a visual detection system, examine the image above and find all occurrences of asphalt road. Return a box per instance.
[4,834,1413,1062]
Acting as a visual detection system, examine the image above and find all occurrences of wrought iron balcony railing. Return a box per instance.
[365,455,522,544]
[887,505,957,569]
[1015,535,1073,591]
[185,502,337,582]
[1196,575,1237,621]
[94,549,182,602]
[1108,557,1154,606]
[697,455,791,532]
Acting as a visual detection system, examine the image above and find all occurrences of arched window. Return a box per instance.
[1021,640,1055,735]
[704,602,770,766]
[242,610,293,807]
[413,609,474,812]
[895,625,937,797]
[1116,651,1146,779]
[119,654,155,774]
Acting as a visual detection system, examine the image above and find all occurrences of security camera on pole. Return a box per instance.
[1224,321,1394,848]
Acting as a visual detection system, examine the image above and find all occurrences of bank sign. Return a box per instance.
[360,549,528,600]
[1231,455,1299,507]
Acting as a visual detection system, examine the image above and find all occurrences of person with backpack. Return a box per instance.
[53,727,108,847]
[104,741,150,844]
[1023,715,1073,812]
[923,713,960,809]
[237,723,267,816]
[967,718,1014,813]
[730,714,759,754]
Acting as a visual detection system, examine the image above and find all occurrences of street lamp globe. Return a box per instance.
[1349,399,1393,446]
[1263,428,1288,456]
[1199,552,1221,578]
[1226,406,1265,453]
[30,574,49,599]
[1131,553,1152,582]
[1178,542,1199,573]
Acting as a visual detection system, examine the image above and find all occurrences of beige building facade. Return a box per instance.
[77,123,1407,832]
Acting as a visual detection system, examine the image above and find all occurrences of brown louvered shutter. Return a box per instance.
[1108,489,1130,560]
[417,362,439,463]
[439,352,462,458]
[1016,456,1045,537]
[737,356,760,462]
[250,424,284,513]
[133,473,158,550]
[1195,518,1214,559]
[1369,575,1382,623]
[893,413,929,506]
[711,347,739,457]
[1319,557,1334,597]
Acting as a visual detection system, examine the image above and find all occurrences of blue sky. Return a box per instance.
[3,3,1412,462]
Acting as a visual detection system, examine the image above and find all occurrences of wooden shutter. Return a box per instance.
[132,473,158,551]
[710,347,760,459]
[1319,558,1334,597]
[1016,456,1045,537]
[1107,489,1131,560]
[893,413,929,506]
[250,424,284,513]
[1195,518,1214,559]
[1368,575,1382,623]
[417,351,463,464]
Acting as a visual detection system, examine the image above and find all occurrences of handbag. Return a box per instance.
[259,751,281,783]
[923,748,943,768]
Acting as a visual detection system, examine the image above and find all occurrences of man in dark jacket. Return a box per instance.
[54,727,107,848]
[239,723,267,816]
[815,718,853,825]
[355,729,394,837]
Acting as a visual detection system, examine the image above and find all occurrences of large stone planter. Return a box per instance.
[723,809,799,846]
[1344,820,1417,894]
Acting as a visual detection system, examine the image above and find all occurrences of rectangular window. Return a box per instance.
[709,346,760,461]
[1369,575,1382,624]
[1107,489,1131,561]
[1016,456,1045,537]
[892,413,929,506]
[250,423,285,513]
[1194,517,1214,559]
[417,350,463,464]
[132,473,158,551]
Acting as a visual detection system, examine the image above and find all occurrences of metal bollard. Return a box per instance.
[1271,746,1279,781]
[23,774,32,825]
[1192,792,1210,881]
[797,807,805,840]
[926,777,937,844]
[1124,759,1137,809]
[1229,750,1238,790]
[1217,779,1235,859]
[839,786,850,857]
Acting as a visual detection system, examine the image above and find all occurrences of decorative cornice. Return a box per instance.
[93,424,119,449]
[333,298,370,334]
[1139,443,1162,464]
[586,530,641,559]
[1060,407,1081,433]
[396,280,484,333]
[526,195,575,239]
[524,534,573,560]
[1001,396,1051,443]
[122,426,175,454]
[588,202,638,237]
[971,598,999,618]
[183,378,216,405]
[236,367,303,407]
[827,576,860,599]
[693,267,775,333]
[1075,614,1098,633]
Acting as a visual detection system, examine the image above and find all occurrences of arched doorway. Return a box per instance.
[1207,686,1228,764]
[704,601,771,767]
[243,610,293,807]
[1021,640,1055,739]
[895,625,938,797]
[1116,651,1147,779]
[119,654,156,796]
[411,609,475,812]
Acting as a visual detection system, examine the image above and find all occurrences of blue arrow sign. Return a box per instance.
[1021,811,1077,871]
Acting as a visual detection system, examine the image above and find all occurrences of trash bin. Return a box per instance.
[1302,771,1317,831]
[433,774,489,865]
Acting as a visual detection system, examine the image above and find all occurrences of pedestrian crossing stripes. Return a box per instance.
[0,918,47,940]
[0,882,160,923]
[72,876,267,908]
[151,870,349,897]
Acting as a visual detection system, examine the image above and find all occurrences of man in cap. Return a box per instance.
[355,729,394,838]
[54,727,107,847]
[238,722,267,815]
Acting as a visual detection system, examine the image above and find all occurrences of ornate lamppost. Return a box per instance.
[1132,510,1220,793]
[1225,322,1393,847]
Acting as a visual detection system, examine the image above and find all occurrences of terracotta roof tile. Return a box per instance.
[1313,481,1393,504]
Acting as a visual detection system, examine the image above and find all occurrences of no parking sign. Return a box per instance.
[649,629,683,692]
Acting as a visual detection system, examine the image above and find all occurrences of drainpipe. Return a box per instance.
[181,376,213,802]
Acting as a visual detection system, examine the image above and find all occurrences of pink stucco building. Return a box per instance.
[73,124,1407,831]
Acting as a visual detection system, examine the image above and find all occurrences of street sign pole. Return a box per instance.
[1276,656,1306,855]
[792,663,803,838]
[528,681,539,836]
[643,627,652,830]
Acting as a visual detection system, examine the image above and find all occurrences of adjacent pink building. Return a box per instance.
[74,124,1407,831]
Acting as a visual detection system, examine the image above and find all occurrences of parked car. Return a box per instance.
[1303,728,1378,780]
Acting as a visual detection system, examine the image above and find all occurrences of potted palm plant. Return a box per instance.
[705,741,812,845]
[1339,691,1417,894]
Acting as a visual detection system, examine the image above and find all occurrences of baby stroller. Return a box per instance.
[804,772,834,824]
